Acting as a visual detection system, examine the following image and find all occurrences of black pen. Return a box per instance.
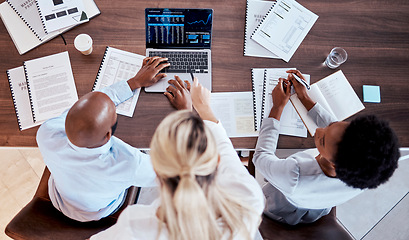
[291,73,310,90]
[189,69,194,81]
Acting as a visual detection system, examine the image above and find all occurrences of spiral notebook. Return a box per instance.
[6,0,47,41]
[7,51,77,130]
[251,0,318,62]
[7,66,43,130]
[244,0,278,58]
[251,68,309,138]
[92,46,146,117]
[0,0,100,54]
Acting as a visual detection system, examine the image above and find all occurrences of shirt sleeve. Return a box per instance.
[36,110,69,151]
[131,149,158,187]
[97,80,134,106]
[204,120,264,213]
[253,118,300,195]
[307,103,338,128]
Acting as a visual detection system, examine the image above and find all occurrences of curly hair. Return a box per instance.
[334,115,400,189]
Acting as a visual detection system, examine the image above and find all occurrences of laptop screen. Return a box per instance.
[145,8,213,49]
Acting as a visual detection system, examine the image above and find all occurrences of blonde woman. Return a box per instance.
[91,77,264,240]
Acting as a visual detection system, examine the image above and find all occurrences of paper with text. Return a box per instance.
[251,0,318,62]
[24,51,78,123]
[290,70,365,136]
[244,0,278,58]
[251,68,265,131]
[7,66,44,130]
[262,68,309,138]
[93,47,145,117]
[210,92,258,137]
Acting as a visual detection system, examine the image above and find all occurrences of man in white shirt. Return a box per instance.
[36,56,170,222]
[254,70,400,225]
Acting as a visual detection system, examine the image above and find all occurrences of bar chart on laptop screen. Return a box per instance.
[146,9,212,48]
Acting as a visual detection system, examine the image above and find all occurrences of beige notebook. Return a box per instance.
[0,0,100,55]
[290,70,365,136]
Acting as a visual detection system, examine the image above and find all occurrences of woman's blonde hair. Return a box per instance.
[150,110,256,240]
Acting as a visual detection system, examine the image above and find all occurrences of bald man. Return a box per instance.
[36,57,170,222]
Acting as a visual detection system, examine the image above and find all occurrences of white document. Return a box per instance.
[0,0,100,55]
[36,0,88,33]
[93,47,145,117]
[7,66,44,130]
[251,68,266,131]
[6,0,48,40]
[290,70,365,136]
[251,0,318,62]
[244,0,279,58]
[210,92,258,138]
[24,51,78,123]
[262,68,309,138]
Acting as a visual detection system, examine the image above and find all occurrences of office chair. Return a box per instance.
[5,167,140,240]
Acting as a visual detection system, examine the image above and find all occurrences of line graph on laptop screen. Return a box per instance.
[146,8,213,49]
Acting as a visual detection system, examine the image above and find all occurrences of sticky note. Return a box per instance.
[363,85,381,103]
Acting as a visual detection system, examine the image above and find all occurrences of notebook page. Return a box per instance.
[210,92,258,137]
[93,47,145,117]
[251,68,265,131]
[262,68,309,138]
[24,51,78,122]
[244,0,278,58]
[7,66,43,130]
[251,0,318,62]
[316,70,365,120]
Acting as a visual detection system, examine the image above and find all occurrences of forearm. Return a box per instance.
[98,80,134,106]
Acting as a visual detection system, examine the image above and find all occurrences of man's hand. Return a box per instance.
[269,78,291,120]
[127,57,170,90]
[190,77,218,123]
[286,69,315,111]
[164,75,192,110]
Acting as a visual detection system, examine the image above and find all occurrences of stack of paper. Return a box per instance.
[247,0,318,62]
[0,0,100,54]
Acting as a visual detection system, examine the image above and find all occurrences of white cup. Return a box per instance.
[325,47,348,69]
[74,34,93,55]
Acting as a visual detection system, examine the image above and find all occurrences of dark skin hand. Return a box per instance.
[268,78,291,120]
[164,75,192,110]
[66,56,170,149]
[127,56,170,90]
[286,69,315,111]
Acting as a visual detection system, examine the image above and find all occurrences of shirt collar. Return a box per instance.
[67,138,113,155]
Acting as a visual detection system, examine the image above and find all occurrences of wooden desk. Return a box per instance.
[1,0,409,148]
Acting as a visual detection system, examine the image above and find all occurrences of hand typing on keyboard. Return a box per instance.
[127,56,170,90]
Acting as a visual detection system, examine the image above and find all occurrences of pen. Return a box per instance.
[291,73,310,90]
[189,68,194,81]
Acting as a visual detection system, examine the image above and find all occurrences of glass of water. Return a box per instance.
[325,47,348,69]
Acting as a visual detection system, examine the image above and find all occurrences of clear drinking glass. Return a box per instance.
[325,47,348,69]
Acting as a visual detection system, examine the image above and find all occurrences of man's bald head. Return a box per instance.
[65,92,117,148]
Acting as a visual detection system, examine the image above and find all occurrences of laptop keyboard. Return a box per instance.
[148,51,209,73]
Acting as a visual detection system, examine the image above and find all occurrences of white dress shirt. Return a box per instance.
[36,80,157,222]
[91,120,265,239]
[254,104,363,210]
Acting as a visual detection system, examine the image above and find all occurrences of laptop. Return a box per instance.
[145,8,213,92]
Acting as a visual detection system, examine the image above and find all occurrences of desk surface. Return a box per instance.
[1,0,409,148]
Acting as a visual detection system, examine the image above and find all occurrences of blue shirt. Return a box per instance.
[36,80,157,222]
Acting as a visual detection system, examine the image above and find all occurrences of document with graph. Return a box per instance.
[93,47,145,117]
[251,0,318,62]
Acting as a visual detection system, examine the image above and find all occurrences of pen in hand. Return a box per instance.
[291,73,310,90]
